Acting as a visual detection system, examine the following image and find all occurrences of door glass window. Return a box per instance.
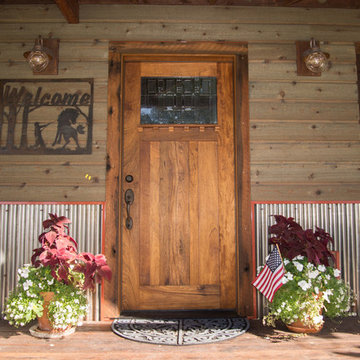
[141,77,217,124]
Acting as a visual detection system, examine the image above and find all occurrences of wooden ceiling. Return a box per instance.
[0,0,359,23]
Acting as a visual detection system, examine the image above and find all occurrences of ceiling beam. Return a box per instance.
[55,0,79,24]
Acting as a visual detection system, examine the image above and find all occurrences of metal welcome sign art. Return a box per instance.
[0,79,93,154]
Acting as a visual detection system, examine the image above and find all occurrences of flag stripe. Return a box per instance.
[263,269,284,300]
[268,279,284,302]
[252,246,285,302]
[263,266,284,297]
[252,267,270,288]
[265,267,285,301]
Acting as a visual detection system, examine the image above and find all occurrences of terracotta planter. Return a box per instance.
[286,292,324,334]
[286,320,323,334]
[30,291,76,339]
[38,291,55,331]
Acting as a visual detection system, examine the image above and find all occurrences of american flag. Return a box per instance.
[252,246,285,302]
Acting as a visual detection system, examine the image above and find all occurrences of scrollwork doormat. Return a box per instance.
[111,318,250,345]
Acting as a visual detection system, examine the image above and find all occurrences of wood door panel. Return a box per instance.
[198,141,220,285]
[122,58,236,311]
[139,140,220,288]
[159,141,190,286]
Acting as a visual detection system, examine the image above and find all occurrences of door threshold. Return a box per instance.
[120,310,239,319]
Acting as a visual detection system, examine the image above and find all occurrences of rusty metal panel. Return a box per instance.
[0,203,103,321]
[253,202,359,318]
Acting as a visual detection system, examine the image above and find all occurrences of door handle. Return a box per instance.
[125,189,134,230]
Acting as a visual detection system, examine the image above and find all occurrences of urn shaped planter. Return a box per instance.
[286,320,323,334]
[37,291,55,331]
[29,291,76,339]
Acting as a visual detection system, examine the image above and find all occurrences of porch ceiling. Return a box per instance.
[0,0,358,24]
[0,0,358,6]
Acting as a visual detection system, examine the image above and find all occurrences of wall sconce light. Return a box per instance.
[296,38,330,76]
[23,36,59,75]
[303,38,330,73]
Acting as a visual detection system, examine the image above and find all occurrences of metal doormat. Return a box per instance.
[111,318,250,346]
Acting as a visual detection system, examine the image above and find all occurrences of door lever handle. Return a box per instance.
[125,189,134,230]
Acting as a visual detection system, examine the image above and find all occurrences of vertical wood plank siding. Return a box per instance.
[0,203,104,321]
[253,202,360,317]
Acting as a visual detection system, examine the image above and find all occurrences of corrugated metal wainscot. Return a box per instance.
[0,203,104,321]
[253,202,360,318]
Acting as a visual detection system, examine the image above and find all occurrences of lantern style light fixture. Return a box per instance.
[296,38,330,77]
[23,36,59,75]
[24,36,51,72]
[303,38,330,73]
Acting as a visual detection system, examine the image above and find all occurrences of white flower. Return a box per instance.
[294,255,304,261]
[18,267,29,278]
[283,258,290,265]
[286,272,294,281]
[47,278,54,285]
[298,280,311,291]
[293,261,304,272]
[308,269,319,279]
[23,280,33,291]
[312,315,323,324]
[334,269,341,277]
[314,287,319,294]
[318,264,326,272]
[323,289,333,303]
[282,271,294,284]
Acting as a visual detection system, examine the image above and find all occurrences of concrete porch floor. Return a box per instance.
[0,317,359,360]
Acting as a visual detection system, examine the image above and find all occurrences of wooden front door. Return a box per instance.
[121,55,237,311]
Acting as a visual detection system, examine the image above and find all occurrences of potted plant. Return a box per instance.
[3,213,111,338]
[262,215,353,333]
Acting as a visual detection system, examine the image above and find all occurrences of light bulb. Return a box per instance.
[303,38,330,74]
[24,36,52,72]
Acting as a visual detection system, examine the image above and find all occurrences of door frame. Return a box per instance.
[103,41,253,319]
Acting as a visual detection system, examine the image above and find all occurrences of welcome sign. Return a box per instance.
[0,79,93,154]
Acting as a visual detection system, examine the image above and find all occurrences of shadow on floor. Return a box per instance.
[249,316,360,342]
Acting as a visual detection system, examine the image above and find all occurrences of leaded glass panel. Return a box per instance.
[141,77,217,124]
